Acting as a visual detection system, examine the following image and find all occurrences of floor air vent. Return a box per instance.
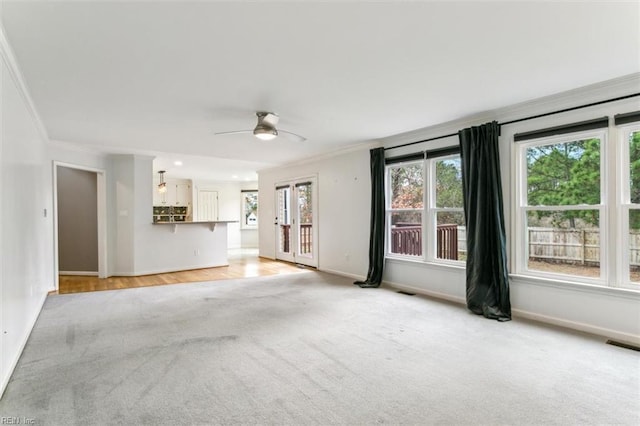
[606,340,640,352]
[397,291,416,296]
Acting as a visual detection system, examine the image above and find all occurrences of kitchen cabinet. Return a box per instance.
[153,178,192,206]
[153,206,188,223]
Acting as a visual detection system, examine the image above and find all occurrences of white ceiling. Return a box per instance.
[2,1,639,181]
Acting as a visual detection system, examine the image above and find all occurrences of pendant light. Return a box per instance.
[158,170,167,194]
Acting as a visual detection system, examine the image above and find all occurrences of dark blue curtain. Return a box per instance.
[355,147,386,288]
[459,122,511,321]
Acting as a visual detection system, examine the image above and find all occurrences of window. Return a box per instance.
[432,156,465,261]
[387,162,423,257]
[385,151,465,264]
[517,132,605,281]
[621,125,640,285]
[241,190,258,229]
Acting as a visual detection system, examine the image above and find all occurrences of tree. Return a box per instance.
[435,159,464,225]
[298,185,313,224]
[390,164,423,209]
[629,130,640,229]
[526,138,600,227]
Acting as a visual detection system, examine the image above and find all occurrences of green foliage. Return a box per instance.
[630,131,640,203]
[629,131,640,229]
[527,138,600,227]
[435,159,463,208]
[435,159,464,224]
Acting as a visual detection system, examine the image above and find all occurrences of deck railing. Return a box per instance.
[280,224,312,255]
[390,224,422,256]
[390,223,459,260]
[436,224,458,260]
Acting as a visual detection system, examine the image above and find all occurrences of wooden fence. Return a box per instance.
[528,227,599,265]
[389,225,640,268]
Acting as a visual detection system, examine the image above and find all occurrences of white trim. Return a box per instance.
[113,262,229,277]
[510,273,640,300]
[383,279,466,305]
[617,123,640,288]
[381,74,640,151]
[59,271,99,276]
[511,308,640,346]
[514,128,608,283]
[0,292,47,399]
[318,268,365,282]
[259,141,380,174]
[0,26,48,142]
[385,255,466,272]
[384,277,639,344]
[274,175,319,268]
[53,161,108,289]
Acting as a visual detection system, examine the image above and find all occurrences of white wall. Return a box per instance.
[381,75,640,343]
[1,32,54,396]
[258,146,374,279]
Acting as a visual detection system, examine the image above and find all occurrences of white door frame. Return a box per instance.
[274,176,318,267]
[53,161,108,289]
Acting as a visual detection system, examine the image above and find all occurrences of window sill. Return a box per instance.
[385,255,466,272]
[509,273,640,299]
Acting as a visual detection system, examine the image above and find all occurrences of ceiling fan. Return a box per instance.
[215,111,306,142]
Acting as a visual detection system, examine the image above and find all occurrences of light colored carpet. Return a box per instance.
[1,270,638,425]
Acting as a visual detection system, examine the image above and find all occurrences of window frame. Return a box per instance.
[618,124,640,289]
[385,154,466,266]
[514,129,608,285]
[385,160,425,260]
[241,190,258,229]
[428,154,465,265]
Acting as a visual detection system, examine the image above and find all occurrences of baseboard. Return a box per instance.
[318,268,365,282]
[383,280,639,344]
[59,271,98,276]
[383,280,466,305]
[0,290,48,399]
[112,262,229,277]
[511,308,640,346]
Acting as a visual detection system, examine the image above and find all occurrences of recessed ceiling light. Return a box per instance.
[232,175,238,179]
[174,161,183,166]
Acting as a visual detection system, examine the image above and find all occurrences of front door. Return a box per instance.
[275,178,317,267]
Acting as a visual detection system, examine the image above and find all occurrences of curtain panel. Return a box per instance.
[459,121,511,321]
[355,147,386,288]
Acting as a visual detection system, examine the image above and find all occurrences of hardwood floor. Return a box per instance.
[58,250,306,294]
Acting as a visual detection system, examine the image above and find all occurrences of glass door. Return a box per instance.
[275,178,317,267]
[275,185,294,263]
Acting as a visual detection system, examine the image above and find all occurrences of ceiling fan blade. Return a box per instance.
[214,130,253,136]
[278,129,307,142]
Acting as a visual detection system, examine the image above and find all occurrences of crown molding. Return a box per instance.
[381,73,640,150]
[493,73,640,123]
[0,24,49,142]
[257,140,381,175]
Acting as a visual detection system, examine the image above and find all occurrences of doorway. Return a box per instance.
[275,177,318,267]
[53,162,107,289]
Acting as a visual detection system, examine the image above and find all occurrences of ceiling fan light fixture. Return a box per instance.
[253,125,278,141]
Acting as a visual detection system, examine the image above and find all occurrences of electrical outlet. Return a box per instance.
[194,249,200,256]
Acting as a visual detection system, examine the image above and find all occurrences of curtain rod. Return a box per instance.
[384,92,640,151]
